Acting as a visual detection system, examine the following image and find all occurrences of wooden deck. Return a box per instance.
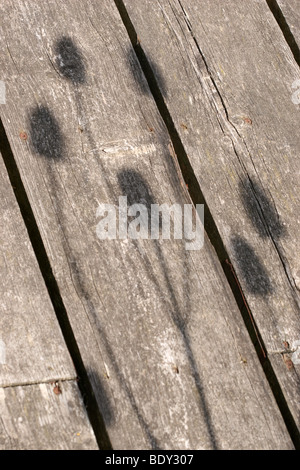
[0,0,299,450]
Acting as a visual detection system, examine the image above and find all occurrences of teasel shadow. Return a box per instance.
[117,168,219,450]
[239,177,286,242]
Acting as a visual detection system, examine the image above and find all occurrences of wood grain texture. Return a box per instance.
[122,0,300,432]
[0,151,75,387]
[0,152,98,448]
[0,0,295,449]
[0,381,98,450]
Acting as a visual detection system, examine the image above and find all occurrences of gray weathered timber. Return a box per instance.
[0,151,75,386]
[277,0,300,51]
[122,0,300,431]
[0,381,98,450]
[0,151,98,448]
[0,0,294,449]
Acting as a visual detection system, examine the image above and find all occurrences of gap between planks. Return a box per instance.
[266,0,300,67]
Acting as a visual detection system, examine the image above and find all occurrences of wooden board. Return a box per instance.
[122,0,300,435]
[0,381,98,450]
[0,150,98,448]
[0,149,76,386]
[0,0,295,450]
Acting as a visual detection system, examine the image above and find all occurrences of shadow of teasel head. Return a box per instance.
[55,36,86,84]
[117,169,156,208]
[239,177,286,241]
[231,235,273,296]
[29,105,64,159]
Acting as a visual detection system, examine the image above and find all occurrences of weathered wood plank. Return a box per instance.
[0,150,75,386]
[0,0,294,449]
[122,0,300,433]
[0,150,98,448]
[0,381,98,450]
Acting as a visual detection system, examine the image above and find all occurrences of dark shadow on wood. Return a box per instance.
[29,105,64,160]
[231,235,273,296]
[54,36,86,84]
[118,169,155,209]
[117,168,163,235]
[239,177,286,241]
